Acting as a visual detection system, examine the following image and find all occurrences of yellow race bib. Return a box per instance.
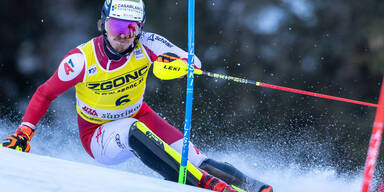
[75,39,151,124]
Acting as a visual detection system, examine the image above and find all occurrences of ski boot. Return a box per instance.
[199,159,273,192]
[198,169,239,192]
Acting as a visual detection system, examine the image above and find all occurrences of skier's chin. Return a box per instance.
[115,44,130,53]
[113,40,134,53]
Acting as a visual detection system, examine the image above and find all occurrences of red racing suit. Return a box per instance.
[21,32,201,158]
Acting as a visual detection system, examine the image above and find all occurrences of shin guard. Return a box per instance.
[128,122,255,191]
[128,121,202,185]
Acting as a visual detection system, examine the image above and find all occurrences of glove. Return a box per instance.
[156,52,182,63]
[153,53,189,80]
[1,125,35,152]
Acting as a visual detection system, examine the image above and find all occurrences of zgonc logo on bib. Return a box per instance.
[86,65,148,91]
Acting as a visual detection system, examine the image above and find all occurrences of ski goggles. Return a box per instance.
[105,17,140,37]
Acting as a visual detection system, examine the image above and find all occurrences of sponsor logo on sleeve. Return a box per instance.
[58,53,84,81]
[147,34,174,48]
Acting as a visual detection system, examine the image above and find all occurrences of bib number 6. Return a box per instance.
[116,95,130,106]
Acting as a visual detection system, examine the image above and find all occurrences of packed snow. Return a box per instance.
[0,147,209,192]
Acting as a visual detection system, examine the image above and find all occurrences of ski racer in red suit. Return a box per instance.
[1,0,272,192]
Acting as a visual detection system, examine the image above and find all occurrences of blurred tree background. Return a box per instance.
[0,0,383,181]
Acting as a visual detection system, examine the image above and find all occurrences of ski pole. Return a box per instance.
[198,70,378,108]
[153,60,379,108]
[178,0,195,184]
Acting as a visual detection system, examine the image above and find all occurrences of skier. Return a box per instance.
[1,0,272,192]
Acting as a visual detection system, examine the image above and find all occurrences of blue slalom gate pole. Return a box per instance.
[178,0,195,184]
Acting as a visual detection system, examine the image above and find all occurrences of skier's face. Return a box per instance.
[105,18,140,53]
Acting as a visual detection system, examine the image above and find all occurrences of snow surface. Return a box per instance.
[0,145,365,192]
[0,99,368,192]
[0,147,209,192]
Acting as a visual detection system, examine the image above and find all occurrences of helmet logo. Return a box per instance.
[107,0,144,22]
[112,4,117,11]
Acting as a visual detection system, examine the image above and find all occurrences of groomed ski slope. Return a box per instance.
[0,114,365,192]
[0,146,366,192]
[0,147,209,192]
